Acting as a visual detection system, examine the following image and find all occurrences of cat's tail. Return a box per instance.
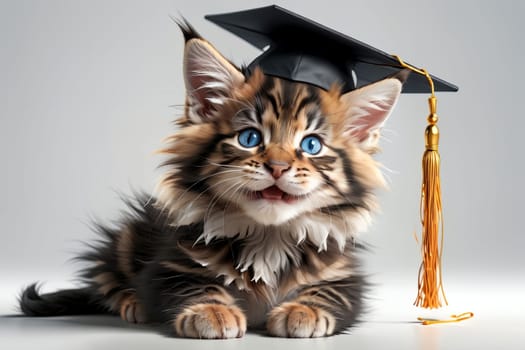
[19,283,107,316]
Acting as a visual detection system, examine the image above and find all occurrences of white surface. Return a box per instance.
[2,281,524,350]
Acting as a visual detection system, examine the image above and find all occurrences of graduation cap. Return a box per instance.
[205,5,457,94]
[204,5,470,321]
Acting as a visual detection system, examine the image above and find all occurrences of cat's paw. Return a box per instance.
[174,303,247,339]
[267,302,335,338]
[119,295,145,324]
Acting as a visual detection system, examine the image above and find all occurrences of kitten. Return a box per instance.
[19,22,406,338]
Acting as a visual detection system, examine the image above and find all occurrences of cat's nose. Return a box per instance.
[264,145,293,179]
[264,159,291,179]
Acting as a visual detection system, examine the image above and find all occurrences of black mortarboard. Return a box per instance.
[205,5,457,93]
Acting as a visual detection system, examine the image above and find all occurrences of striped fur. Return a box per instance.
[19,21,406,338]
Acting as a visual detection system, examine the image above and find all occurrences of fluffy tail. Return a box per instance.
[19,283,107,316]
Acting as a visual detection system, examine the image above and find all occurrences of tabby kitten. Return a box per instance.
[19,23,406,338]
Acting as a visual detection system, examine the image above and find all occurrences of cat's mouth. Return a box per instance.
[248,185,301,204]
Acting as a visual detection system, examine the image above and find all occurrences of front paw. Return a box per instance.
[174,303,247,339]
[267,302,335,338]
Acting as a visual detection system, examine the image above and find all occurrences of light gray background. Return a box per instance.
[1,0,524,349]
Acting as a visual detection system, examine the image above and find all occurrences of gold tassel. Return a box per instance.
[414,95,447,308]
[392,56,447,309]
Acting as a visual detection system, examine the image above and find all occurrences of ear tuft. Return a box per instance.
[342,77,403,151]
[173,16,202,42]
[183,38,245,122]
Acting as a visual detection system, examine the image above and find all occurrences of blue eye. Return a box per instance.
[238,128,262,148]
[300,135,323,155]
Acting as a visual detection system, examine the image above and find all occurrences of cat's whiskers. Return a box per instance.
[193,169,252,205]
[182,169,251,222]
[178,177,246,226]
[202,176,252,227]
[205,174,260,223]
[163,160,263,224]
[160,167,246,214]
[205,161,247,170]
[206,160,268,180]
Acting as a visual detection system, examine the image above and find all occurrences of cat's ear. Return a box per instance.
[183,36,245,122]
[341,71,408,151]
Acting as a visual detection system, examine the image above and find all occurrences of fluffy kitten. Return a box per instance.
[19,23,406,338]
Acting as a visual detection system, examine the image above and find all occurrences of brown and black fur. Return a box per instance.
[19,21,406,338]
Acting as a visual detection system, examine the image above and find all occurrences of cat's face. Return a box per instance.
[159,31,404,228]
